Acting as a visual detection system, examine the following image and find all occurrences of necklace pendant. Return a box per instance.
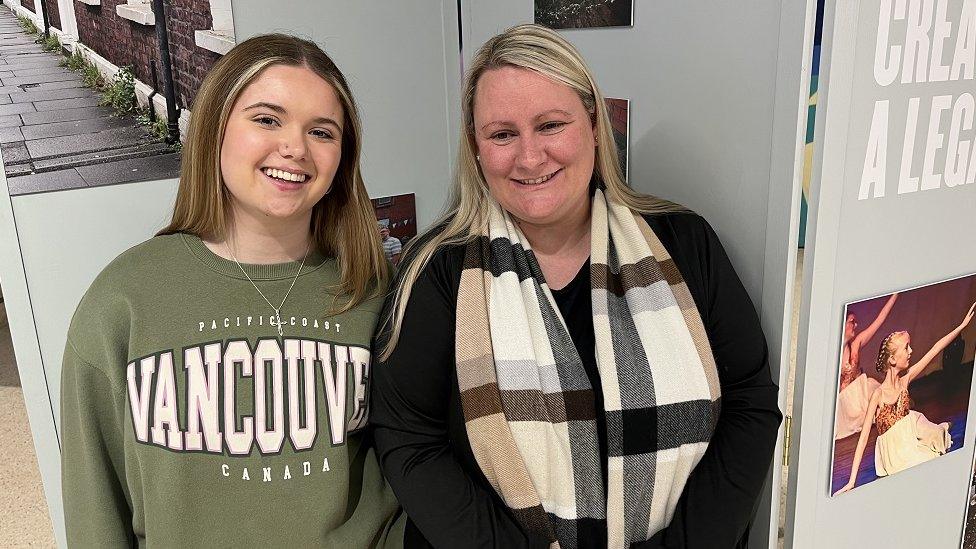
[275,310,283,337]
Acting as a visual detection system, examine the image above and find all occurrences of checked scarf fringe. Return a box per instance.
[454,188,722,548]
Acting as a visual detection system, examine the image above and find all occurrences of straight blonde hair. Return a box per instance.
[380,23,685,359]
[159,33,389,311]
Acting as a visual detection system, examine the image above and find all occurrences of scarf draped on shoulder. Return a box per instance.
[455,187,721,548]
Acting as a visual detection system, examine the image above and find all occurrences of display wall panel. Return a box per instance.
[788,0,976,546]
[13,180,179,438]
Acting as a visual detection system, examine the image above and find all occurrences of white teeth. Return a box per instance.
[264,168,307,183]
[518,171,557,185]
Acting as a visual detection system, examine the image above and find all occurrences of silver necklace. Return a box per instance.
[228,239,310,337]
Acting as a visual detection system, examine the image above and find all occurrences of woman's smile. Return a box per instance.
[512,168,562,187]
[261,167,311,192]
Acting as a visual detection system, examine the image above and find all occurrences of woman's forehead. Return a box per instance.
[237,65,342,116]
[473,67,582,117]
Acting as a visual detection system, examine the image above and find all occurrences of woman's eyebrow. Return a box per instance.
[243,101,285,113]
[312,117,343,131]
[480,109,573,131]
[243,102,342,131]
[533,109,572,120]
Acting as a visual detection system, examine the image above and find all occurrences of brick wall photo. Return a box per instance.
[73,0,220,112]
[43,0,62,31]
[75,0,159,89]
[167,0,220,110]
[21,0,36,14]
[0,0,182,196]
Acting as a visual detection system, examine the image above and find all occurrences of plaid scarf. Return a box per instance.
[455,188,722,548]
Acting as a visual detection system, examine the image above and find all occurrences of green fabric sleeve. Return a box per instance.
[60,340,134,547]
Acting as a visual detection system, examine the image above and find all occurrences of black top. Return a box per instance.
[371,212,782,549]
[550,258,609,499]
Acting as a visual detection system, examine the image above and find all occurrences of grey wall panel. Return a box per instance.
[13,180,179,437]
[232,1,462,228]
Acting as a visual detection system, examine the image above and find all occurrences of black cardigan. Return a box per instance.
[370,212,782,548]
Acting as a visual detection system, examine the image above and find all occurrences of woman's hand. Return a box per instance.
[906,301,976,384]
[959,301,976,330]
[834,480,855,496]
[852,292,900,356]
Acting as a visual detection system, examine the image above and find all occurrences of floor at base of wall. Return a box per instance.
[0,300,56,546]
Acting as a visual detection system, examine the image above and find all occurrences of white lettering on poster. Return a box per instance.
[859,0,976,199]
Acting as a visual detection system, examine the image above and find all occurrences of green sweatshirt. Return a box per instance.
[60,233,402,548]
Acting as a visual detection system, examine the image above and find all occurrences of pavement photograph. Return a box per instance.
[0,7,180,197]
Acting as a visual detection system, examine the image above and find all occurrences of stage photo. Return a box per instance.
[831,274,976,496]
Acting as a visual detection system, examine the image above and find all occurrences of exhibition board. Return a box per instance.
[787,0,976,546]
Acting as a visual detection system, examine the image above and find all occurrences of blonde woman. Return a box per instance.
[60,34,399,546]
[834,302,975,495]
[834,292,898,440]
[371,24,781,548]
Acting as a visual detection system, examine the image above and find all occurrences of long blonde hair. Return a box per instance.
[380,23,684,359]
[158,33,389,311]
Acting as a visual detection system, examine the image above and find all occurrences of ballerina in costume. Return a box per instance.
[835,302,976,495]
[834,292,899,440]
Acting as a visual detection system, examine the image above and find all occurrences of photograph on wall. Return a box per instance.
[372,192,416,267]
[534,0,634,30]
[0,0,234,196]
[829,274,976,496]
[605,97,628,182]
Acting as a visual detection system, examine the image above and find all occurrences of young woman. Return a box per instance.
[60,34,399,546]
[834,292,898,440]
[835,302,975,495]
[370,24,781,548]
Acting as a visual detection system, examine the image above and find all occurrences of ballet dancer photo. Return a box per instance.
[831,274,976,496]
[834,292,898,440]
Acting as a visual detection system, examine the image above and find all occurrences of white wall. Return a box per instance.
[0,177,179,549]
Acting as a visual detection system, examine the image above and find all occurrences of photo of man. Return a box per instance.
[372,192,416,268]
[379,224,401,266]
